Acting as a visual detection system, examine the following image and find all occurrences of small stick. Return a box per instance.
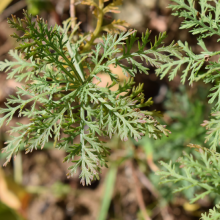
[70,0,76,30]
[137,169,159,199]
[130,161,151,220]
[137,169,174,220]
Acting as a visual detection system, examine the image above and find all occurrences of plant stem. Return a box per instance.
[70,0,76,30]
[13,151,22,184]
[97,165,117,220]
[80,106,86,186]
[82,0,104,52]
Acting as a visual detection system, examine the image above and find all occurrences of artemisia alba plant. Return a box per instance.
[0,0,181,186]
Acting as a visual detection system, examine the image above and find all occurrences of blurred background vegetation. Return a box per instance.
[0,0,218,220]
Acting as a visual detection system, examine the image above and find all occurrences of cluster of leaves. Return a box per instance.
[140,86,208,201]
[81,0,129,33]
[152,86,208,161]
[202,204,220,220]
[0,0,185,185]
[158,144,220,220]
[155,0,220,219]
[159,143,220,203]
[156,0,220,151]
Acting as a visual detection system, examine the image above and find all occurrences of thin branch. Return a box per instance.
[146,154,159,172]
[137,169,174,220]
[130,160,151,220]
[137,169,159,199]
[70,0,76,30]
[82,0,104,52]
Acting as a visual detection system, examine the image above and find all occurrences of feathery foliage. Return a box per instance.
[201,204,220,220]
[0,0,183,185]
[156,0,220,219]
[158,144,220,203]
[156,0,220,150]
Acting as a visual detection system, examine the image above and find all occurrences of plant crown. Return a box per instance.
[2,0,220,218]
[0,0,177,186]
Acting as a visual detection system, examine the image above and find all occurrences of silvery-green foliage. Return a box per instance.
[158,144,220,219]
[159,144,220,203]
[157,0,220,218]
[156,0,220,150]
[0,11,181,185]
[201,204,220,220]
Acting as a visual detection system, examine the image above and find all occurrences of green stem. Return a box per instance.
[13,151,22,184]
[97,165,117,220]
[80,106,86,184]
[82,0,104,52]
[80,107,85,153]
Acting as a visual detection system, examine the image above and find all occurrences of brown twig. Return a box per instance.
[130,161,151,220]
[137,169,174,220]
[70,0,76,30]
[137,169,159,199]
[146,154,159,172]
[82,0,104,52]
